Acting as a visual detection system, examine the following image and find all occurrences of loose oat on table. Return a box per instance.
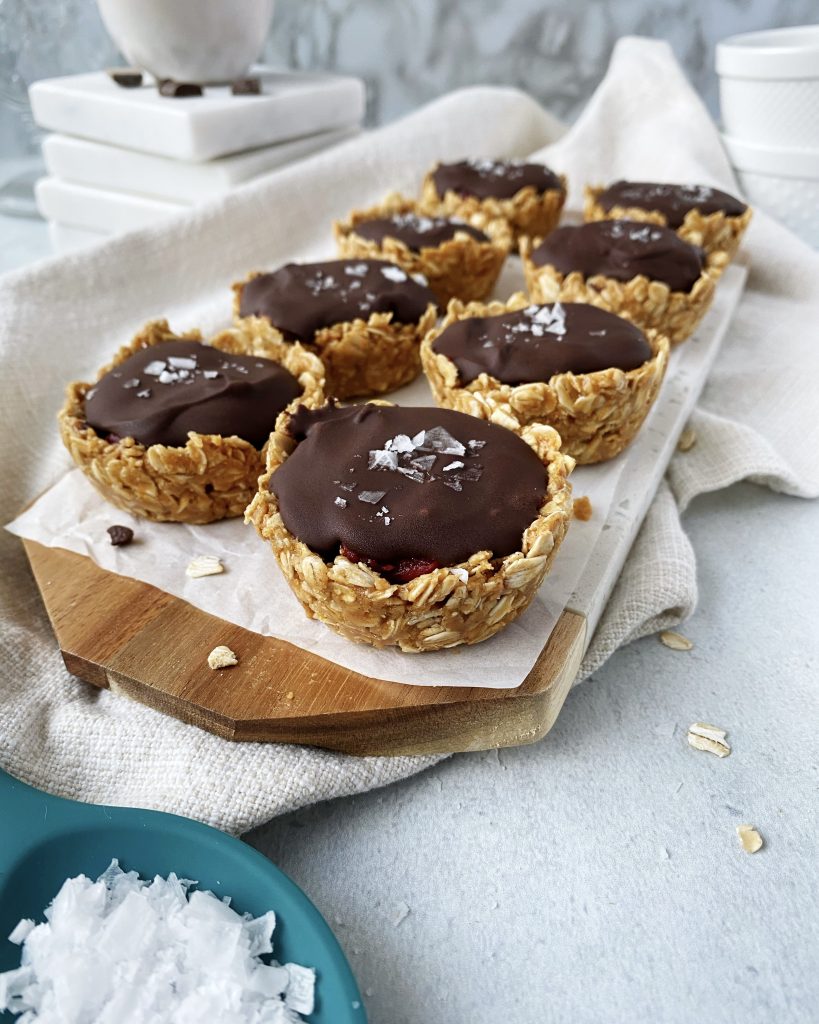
[677,426,697,452]
[736,824,764,853]
[687,722,731,757]
[186,554,224,579]
[660,630,693,651]
[207,645,238,670]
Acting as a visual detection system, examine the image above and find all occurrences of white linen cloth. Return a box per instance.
[1,38,816,834]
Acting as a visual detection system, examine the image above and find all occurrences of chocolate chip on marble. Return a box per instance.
[158,79,204,98]
[108,68,143,88]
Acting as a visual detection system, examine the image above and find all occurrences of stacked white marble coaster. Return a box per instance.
[30,68,366,252]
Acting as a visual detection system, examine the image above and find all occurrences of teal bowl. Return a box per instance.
[0,770,365,1022]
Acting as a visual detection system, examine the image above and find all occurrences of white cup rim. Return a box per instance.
[717,24,819,80]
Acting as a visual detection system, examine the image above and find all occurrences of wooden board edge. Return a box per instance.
[23,539,586,756]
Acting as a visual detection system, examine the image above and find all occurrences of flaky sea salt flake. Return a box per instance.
[358,490,387,504]
[369,449,399,471]
[143,360,166,376]
[421,426,466,456]
[391,434,415,453]
[443,461,464,472]
[168,356,196,370]
[284,963,316,1015]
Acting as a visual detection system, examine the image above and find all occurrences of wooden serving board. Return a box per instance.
[25,540,586,756]
[20,264,746,757]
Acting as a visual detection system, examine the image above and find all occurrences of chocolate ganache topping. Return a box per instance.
[238,260,436,343]
[85,339,300,448]
[531,220,705,293]
[434,303,652,385]
[597,181,747,229]
[271,404,547,571]
[352,212,488,251]
[432,159,563,201]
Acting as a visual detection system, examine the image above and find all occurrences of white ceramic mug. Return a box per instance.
[96,0,276,83]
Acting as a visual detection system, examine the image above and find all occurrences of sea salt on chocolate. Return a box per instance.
[85,340,300,448]
[239,259,437,342]
[597,180,746,228]
[433,302,652,385]
[432,158,564,200]
[271,403,547,566]
[531,220,704,293]
[353,212,488,252]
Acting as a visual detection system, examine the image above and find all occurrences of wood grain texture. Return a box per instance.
[23,540,585,756]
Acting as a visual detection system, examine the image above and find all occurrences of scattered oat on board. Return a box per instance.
[677,426,697,452]
[660,630,693,651]
[687,722,731,757]
[736,824,764,853]
[207,645,238,670]
[573,495,593,521]
[186,554,224,578]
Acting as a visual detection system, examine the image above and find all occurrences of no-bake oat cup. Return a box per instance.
[58,319,324,523]
[333,192,511,307]
[584,180,752,270]
[421,293,669,465]
[246,401,574,653]
[233,259,438,401]
[521,220,717,346]
[422,158,567,248]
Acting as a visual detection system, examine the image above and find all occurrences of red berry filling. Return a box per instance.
[340,545,440,583]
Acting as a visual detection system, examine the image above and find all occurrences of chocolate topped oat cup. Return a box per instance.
[521,220,717,345]
[334,193,511,307]
[421,292,669,464]
[233,258,438,400]
[59,319,324,523]
[584,180,751,269]
[245,401,574,652]
[422,158,567,248]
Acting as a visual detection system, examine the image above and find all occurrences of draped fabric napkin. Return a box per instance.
[1,38,817,834]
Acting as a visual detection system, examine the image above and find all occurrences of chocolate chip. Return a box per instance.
[107,525,134,547]
[108,68,143,88]
[231,77,261,96]
[158,79,203,98]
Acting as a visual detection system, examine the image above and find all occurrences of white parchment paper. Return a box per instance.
[6,262,739,689]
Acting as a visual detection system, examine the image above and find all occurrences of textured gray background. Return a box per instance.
[2,0,819,158]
